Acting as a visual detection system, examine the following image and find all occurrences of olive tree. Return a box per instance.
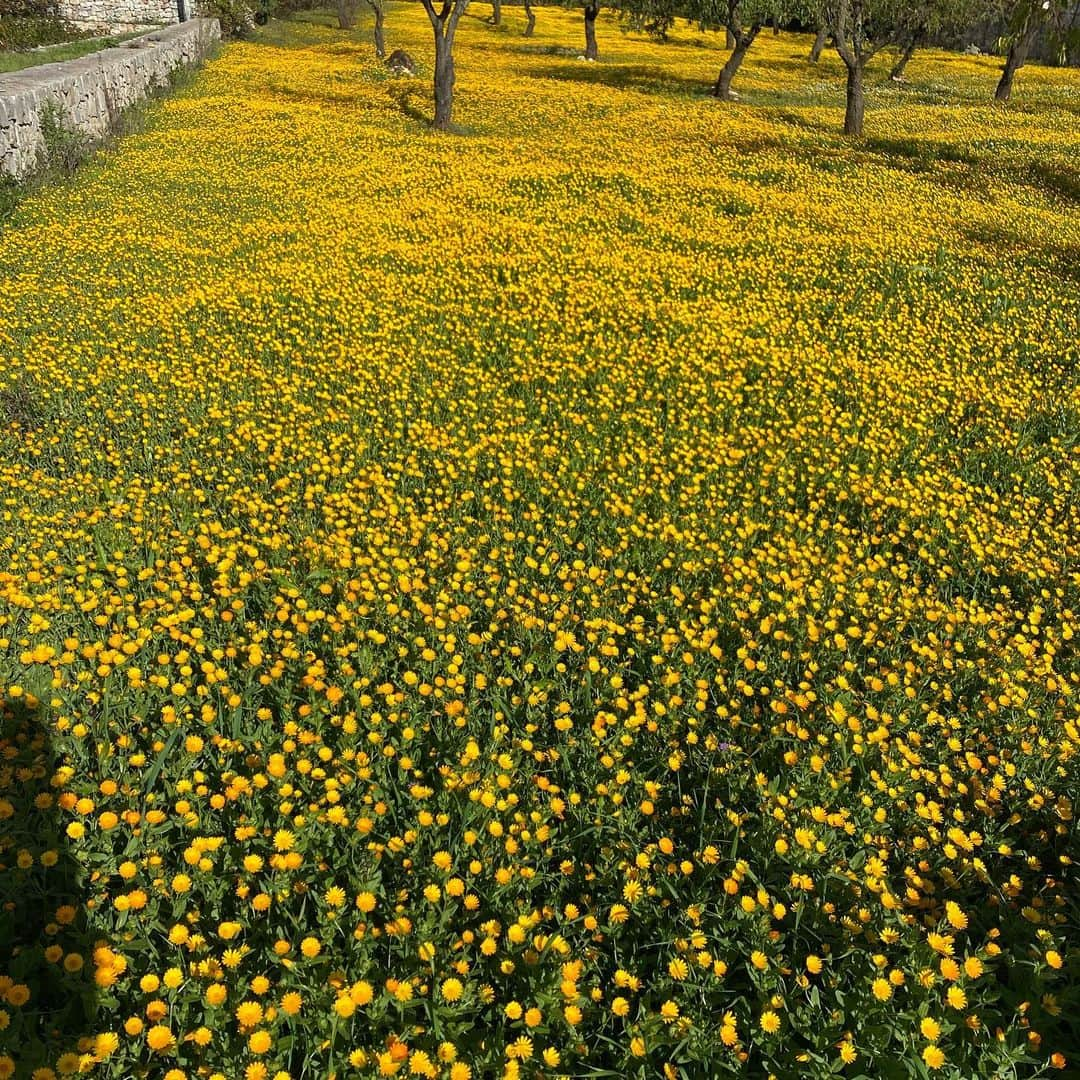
[620,0,680,38]
[584,0,601,58]
[888,0,985,80]
[708,0,782,98]
[619,0,782,98]
[337,0,387,55]
[994,0,1077,100]
[336,0,359,28]
[366,0,386,56]
[420,0,471,130]
[810,0,905,133]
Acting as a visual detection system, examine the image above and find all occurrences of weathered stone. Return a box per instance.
[58,0,181,33]
[386,49,416,75]
[0,18,219,178]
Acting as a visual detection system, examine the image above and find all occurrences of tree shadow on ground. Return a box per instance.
[499,41,579,58]
[964,222,1080,284]
[386,82,433,126]
[525,60,711,98]
[0,693,96,1075]
[861,134,983,168]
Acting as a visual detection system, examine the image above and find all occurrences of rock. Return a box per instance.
[964,44,981,55]
[386,50,416,76]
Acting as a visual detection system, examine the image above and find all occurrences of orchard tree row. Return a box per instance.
[330,0,1078,133]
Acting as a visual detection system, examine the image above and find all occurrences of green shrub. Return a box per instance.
[0,14,87,50]
[36,101,90,176]
[198,0,256,37]
[0,0,55,16]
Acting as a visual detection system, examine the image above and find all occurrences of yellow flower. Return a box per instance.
[923,1045,946,1069]
[2,13,1076,1080]
[248,1030,272,1054]
[507,1036,532,1060]
[668,957,689,980]
[334,996,356,1018]
[235,1001,263,1027]
[928,934,954,956]
[94,1032,119,1057]
[146,1025,174,1052]
[945,902,968,930]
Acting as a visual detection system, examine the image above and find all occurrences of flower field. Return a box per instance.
[1,6,1078,1078]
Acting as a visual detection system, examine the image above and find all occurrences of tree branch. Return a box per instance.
[418,0,441,29]
[445,0,470,36]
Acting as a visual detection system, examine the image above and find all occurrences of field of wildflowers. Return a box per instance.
[0,6,1078,1078]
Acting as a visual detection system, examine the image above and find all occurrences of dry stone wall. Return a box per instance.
[0,17,218,178]
[58,0,180,31]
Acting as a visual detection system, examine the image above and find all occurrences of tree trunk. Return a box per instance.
[336,0,356,30]
[372,3,385,57]
[433,30,455,130]
[584,3,598,60]
[843,60,864,135]
[995,38,1027,102]
[713,27,758,100]
[490,0,501,25]
[890,35,916,80]
[523,0,535,36]
[772,15,779,35]
[726,27,734,48]
[810,26,827,62]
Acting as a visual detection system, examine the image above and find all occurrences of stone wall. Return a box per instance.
[61,0,177,29]
[0,17,218,179]
[58,0,179,32]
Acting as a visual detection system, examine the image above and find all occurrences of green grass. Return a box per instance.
[0,30,148,74]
